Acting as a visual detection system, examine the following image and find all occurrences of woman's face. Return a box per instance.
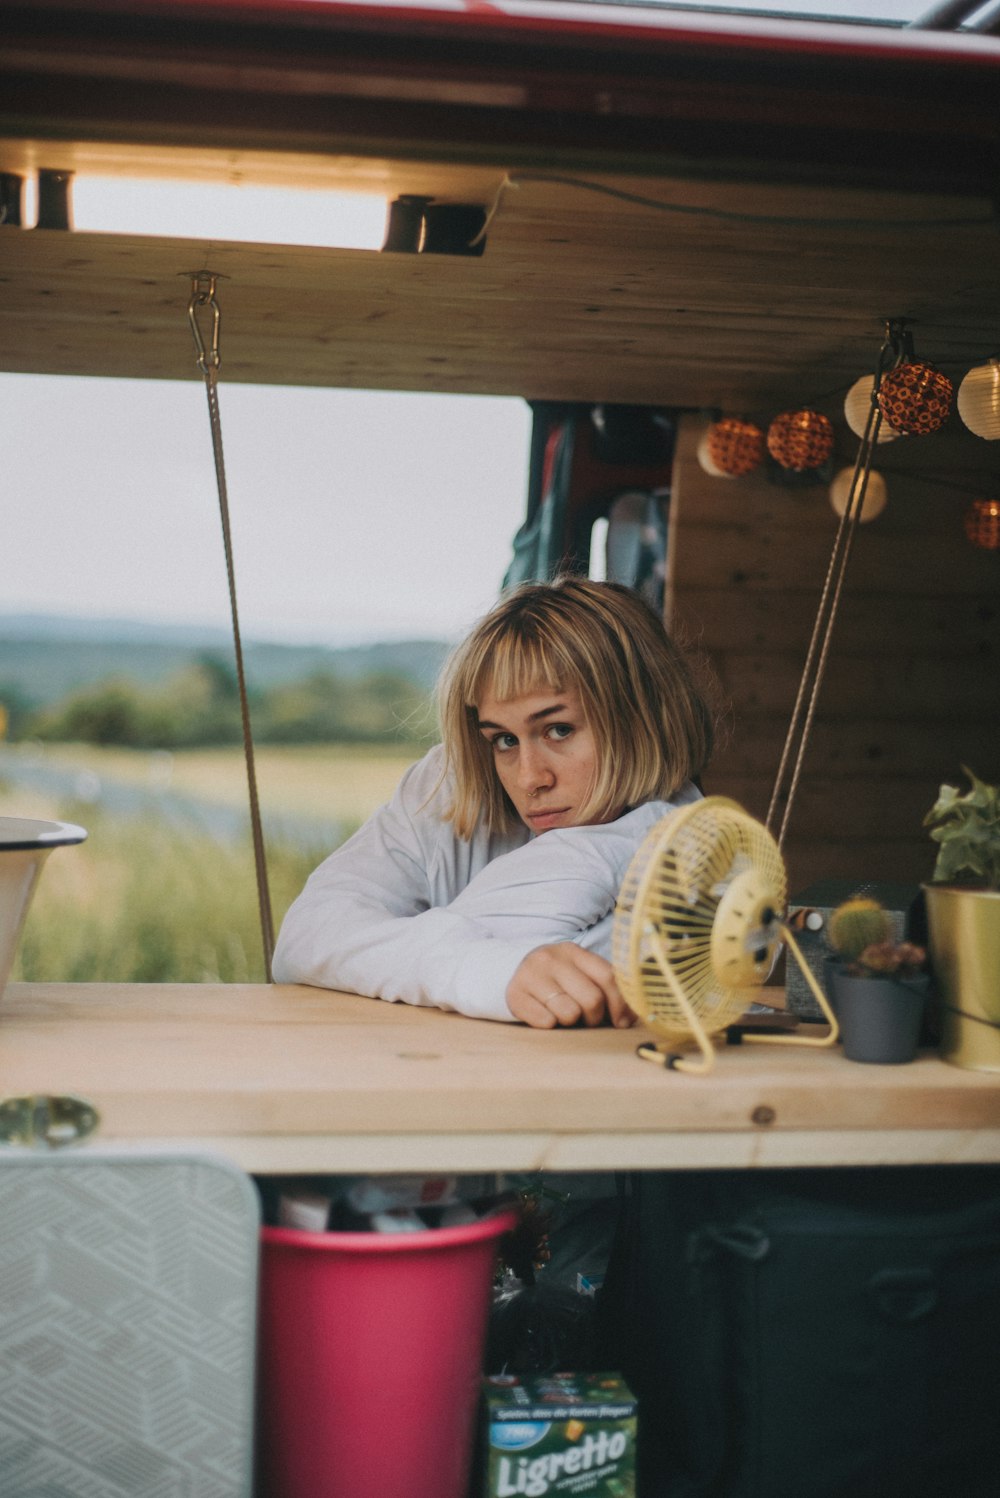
[476,684,613,833]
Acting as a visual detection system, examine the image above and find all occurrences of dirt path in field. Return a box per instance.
[0,742,421,849]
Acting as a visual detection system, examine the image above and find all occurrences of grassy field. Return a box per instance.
[2,742,423,984]
[6,740,422,820]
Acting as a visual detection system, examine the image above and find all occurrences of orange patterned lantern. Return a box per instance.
[877,361,953,436]
[964,498,1000,551]
[766,409,835,472]
[701,417,765,477]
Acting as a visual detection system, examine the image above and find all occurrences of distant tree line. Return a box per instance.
[6,654,434,748]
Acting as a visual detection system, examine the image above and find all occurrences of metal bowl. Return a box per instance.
[0,818,87,999]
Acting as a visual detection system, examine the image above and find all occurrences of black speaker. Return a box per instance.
[785,878,922,1019]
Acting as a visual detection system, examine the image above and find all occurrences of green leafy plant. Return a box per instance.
[846,940,927,980]
[924,767,1000,891]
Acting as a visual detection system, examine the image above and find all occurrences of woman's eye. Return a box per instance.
[492,732,518,753]
[547,723,574,742]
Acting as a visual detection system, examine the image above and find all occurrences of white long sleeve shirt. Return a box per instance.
[272,744,701,1022]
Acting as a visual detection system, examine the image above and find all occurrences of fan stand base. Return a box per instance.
[640,925,725,1074]
[740,923,840,1050]
[637,1010,805,1073]
[637,1040,716,1075]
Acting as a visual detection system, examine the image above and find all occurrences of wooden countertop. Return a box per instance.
[2,983,999,1173]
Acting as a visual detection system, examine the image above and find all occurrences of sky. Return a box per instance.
[4,178,533,649]
[5,373,532,647]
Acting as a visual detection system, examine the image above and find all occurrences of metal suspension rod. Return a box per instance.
[188,271,276,980]
[765,322,903,849]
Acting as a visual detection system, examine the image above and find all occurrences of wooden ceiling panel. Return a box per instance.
[1,164,998,418]
[3,6,1000,412]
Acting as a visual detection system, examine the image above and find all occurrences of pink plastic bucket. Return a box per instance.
[257,1209,517,1498]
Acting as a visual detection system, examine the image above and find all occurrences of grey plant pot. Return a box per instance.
[822,955,843,1014]
[834,970,930,1064]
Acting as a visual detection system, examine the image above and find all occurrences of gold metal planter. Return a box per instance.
[923,885,1000,1072]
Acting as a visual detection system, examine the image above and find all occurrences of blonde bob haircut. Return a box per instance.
[438,577,714,839]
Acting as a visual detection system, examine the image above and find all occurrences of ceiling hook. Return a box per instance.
[186,269,223,374]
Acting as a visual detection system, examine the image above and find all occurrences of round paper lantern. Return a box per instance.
[877,361,953,436]
[964,498,1000,550]
[843,374,900,443]
[957,359,1000,440]
[829,466,887,523]
[766,409,835,472]
[696,429,728,477]
[699,417,765,478]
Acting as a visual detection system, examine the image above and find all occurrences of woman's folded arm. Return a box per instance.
[273,787,698,1021]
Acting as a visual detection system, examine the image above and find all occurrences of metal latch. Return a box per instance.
[0,1095,99,1148]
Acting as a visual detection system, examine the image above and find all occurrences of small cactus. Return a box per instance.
[849,941,927,979]
[827,897,892,963]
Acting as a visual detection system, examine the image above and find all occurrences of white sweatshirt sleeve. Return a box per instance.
[446,798,691,941]
[272,754,700,1022]
[272,747,534,1020]
[442,784,701,973]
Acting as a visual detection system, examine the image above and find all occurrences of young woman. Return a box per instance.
[272,577,714,1028]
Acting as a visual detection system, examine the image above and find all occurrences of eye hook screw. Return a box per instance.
[186,270,225,374]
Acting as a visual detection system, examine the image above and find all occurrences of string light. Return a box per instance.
[766,409,834,472]
[829,467,887,522]
[957,358,1000,440]
[691,324,998,578]
[964,498,1000,550]
[844,375,900,443]
[878,360,953,435]
[697,417,765,477]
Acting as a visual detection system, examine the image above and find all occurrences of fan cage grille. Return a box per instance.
[612,798,786,1042]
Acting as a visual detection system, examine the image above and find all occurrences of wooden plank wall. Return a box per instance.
[666,413,1000,897]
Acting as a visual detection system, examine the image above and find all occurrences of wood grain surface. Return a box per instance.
[2,983,998,1172]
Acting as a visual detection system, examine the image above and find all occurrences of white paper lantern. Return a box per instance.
[844,375,900,443]
[696,428,733,478]
[957,359,1000,440]
[829,466,887,523]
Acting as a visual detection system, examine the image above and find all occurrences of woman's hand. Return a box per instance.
[506,943,636,1029]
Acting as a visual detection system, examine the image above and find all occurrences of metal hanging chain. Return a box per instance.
[765,320,906,849]
[188,272,275,979]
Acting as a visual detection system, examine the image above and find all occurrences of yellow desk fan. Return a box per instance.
[612,796,839,1074]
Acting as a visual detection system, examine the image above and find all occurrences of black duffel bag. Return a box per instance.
[599,1165,1000,1498]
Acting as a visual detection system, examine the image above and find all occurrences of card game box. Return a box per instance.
[479,1371,636,1497]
